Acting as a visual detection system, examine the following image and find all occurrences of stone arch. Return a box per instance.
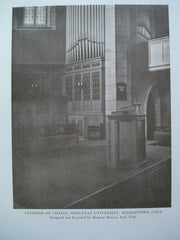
[145,84,161,140]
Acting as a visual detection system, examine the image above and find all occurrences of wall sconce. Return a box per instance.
[77,80,84,89]
[31,83,38,88]
[30,82,39,97]
[117,82,127,100]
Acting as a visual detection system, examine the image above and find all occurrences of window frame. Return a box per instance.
[83,73,90,101]
[12,6,57,30]
[23,6,49,28]
[66,76,73,102]
[74,74,82,101]
[92,72,100,100]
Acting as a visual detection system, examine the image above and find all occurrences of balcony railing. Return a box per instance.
[148,36,170,71]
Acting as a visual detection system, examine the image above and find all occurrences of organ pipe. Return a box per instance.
[66,5,105,63]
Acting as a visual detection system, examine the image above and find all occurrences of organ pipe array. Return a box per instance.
[66,5,105,63]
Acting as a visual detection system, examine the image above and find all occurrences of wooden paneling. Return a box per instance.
[12,64,67,136]
[119,120,136,163]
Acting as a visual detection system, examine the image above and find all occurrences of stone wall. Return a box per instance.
[12,6,66,64]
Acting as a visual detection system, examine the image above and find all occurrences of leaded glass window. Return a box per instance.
[75,75,81,100]
[24,7,34,25]
[92,72,100,100]
[24,6,47,26]
[83,73,90,100]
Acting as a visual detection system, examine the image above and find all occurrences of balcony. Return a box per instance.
[148,36,170,71]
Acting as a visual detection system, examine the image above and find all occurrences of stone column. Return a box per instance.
[105,6,116,118]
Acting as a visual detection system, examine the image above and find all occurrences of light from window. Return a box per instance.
[137,25,151,40]
[24,6,47,26]
[24,7,34,25]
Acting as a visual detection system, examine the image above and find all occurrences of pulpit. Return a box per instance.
[107,112,146,168]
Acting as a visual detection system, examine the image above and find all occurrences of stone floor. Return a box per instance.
[13,140,171,209]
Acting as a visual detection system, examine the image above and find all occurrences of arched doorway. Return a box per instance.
[146,86,161,141]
